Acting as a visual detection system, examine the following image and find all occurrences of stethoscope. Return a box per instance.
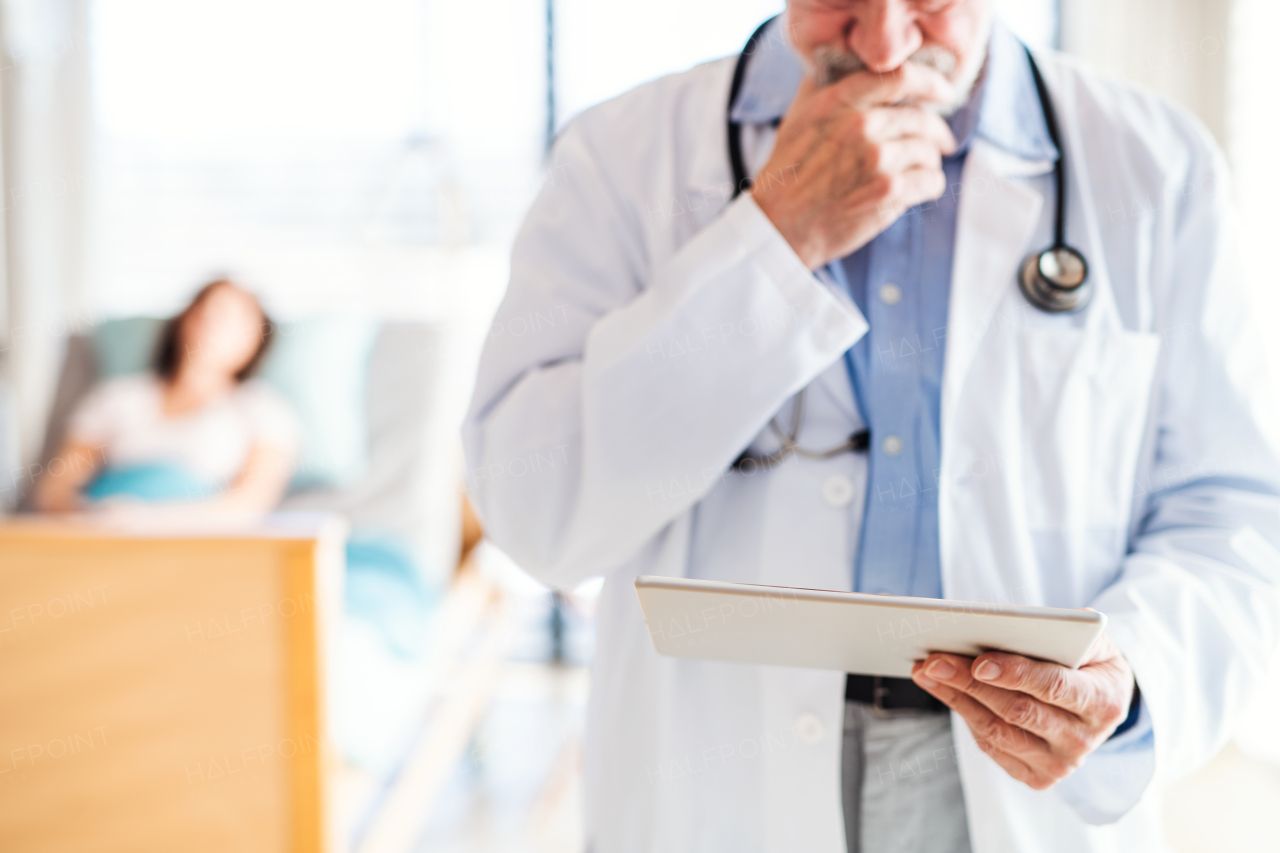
[728,20,1090,472]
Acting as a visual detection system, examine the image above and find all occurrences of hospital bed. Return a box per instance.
[0,323,497,852]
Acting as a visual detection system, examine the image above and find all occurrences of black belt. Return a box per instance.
[845,674,946,712]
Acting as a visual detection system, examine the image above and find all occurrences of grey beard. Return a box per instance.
[811,43,976,116]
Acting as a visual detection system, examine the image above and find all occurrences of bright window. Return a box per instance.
[87,1,1058,319]
[1228,0,1280,362]
[89,0,543,318]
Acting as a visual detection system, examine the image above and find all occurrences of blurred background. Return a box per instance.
[0,1,1277,851]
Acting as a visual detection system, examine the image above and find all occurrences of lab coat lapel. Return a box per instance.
[943,140,1050,423]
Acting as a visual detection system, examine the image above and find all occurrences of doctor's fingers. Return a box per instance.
[859,137,946,180]
[870,165,948,217]
[947,675,1095,751]
[909,678,1078,789]
[967,651,1120,723]
[844,106,956,155]
[914,655,1088,747]
[828,62,957,113]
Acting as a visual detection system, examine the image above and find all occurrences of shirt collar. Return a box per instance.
[729,17,1058,163]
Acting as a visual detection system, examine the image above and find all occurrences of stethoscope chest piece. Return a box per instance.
[1019,245,1090,313]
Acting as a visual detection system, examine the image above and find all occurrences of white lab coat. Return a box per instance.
[463,45,1280,853]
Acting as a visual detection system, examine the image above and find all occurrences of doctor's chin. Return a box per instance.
[3,1,1279,852]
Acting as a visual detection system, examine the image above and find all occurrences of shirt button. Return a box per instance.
[821,475,854,507]
[882,435,904,456]
[879,283,902,305]
[795,712,825,744]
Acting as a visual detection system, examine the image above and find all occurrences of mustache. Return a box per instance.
[811,44,959,87]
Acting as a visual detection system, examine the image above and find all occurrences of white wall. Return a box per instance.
[1061,0,1231,146]
[0,0,92,479]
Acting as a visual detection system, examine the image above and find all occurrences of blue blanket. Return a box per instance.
[84,463,217,503]
[345,536,438,658]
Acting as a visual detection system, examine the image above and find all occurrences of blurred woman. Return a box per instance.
[34,279,299,522]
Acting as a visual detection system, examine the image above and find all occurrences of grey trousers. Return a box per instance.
[841,701,972,853]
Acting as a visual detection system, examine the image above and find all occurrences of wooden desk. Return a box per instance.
[0,516,344,853]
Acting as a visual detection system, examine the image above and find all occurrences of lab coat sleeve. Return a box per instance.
[462,117,866,589]
[1056,696,1154,823]
[1072,132,1280,822]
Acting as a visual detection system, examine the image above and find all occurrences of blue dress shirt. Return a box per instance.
[838,27,1058,600]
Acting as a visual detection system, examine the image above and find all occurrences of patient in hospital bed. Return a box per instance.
[33,279,299,524]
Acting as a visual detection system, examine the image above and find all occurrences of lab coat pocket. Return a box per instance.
[1018,329,1160,530]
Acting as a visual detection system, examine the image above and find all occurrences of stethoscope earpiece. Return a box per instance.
[1018,245,1091,313]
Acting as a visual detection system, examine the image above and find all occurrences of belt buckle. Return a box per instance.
[871,675,891,715]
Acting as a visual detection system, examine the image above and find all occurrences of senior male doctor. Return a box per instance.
[464,1,1280,851]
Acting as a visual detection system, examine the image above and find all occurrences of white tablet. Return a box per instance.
[634,576,1106,678]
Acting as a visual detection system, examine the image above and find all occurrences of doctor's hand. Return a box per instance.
[909,633,1136,791]
[751,63,958,270]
